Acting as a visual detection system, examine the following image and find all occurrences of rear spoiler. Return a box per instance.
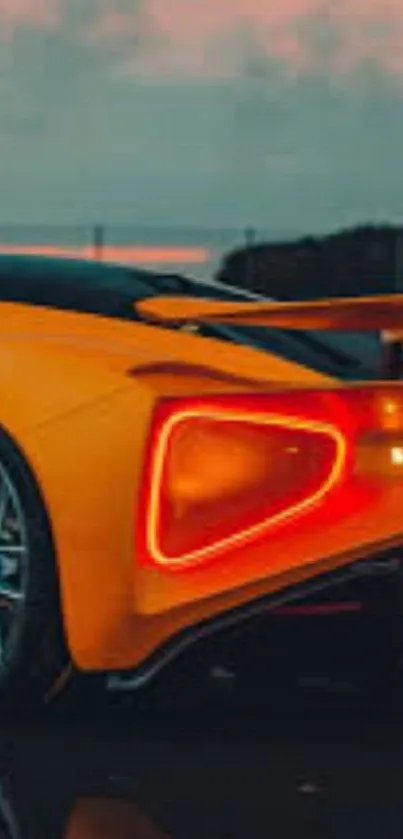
[137,293,403,379]
[137,293,403,333]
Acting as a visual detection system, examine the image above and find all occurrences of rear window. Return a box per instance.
[0,256,381,380]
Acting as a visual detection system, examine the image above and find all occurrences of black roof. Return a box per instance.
[0,253,380,380]
[0,253,174,284]
[0,253,193,316]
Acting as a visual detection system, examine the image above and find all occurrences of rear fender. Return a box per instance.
[17,369,285,671]
[14,368,403,674]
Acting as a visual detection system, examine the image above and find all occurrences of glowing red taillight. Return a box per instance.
[137,392,351,570]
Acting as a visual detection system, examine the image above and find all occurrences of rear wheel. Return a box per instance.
[0,428,72,713]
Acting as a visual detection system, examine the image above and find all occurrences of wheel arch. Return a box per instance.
[0,418,65,622]
[0,419,59,542]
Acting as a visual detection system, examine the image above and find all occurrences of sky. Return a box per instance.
[0,0,403,235]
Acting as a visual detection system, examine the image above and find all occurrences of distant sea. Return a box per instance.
[0,224,304,283]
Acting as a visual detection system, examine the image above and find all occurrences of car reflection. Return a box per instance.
[2,616,403,839]
[1,698,403,839]
[0,783,169,839]
[66,798,168,839]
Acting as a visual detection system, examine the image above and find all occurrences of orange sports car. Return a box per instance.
[0,252,401,710]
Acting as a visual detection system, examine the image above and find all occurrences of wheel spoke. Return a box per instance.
[0,584,23,602]
[0,546,26,553]
[0,483,8,536]
[0,464,29,662]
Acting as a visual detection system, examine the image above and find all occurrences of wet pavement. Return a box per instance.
[2,617,403,839]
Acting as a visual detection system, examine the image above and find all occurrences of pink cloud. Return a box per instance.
[94,0,403,79]
[89,9,129,39]
[113,0,314,76]
[0,0,59,31]
[2,0,403,78]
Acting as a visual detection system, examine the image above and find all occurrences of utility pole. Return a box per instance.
[93,224,104,261]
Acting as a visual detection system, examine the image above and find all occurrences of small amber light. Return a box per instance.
[377,393,403,431]
[391,446,403,465]
[356,431,403,477]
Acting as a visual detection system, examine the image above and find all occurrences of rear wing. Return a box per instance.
[137,293,403,378]
[137,293,403,333]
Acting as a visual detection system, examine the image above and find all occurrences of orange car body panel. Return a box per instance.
[138,291,403,331]
[0,299,401,672]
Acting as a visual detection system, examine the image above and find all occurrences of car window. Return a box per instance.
[0,256,380,379]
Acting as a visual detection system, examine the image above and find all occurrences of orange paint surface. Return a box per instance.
[139,292,403,331]
[1,293,403,673]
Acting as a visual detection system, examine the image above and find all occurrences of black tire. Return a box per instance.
[0,427,71,713]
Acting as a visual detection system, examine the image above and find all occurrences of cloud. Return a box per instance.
[0,0,402,233]
[0,0,60,34]
[84,0,403,79]
[2,1,403,79]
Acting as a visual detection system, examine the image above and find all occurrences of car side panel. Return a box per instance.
[12,371,403,674]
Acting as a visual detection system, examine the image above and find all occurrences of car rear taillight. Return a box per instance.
[137,389,403,571]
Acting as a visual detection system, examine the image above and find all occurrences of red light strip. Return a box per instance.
[146,408,348,569]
